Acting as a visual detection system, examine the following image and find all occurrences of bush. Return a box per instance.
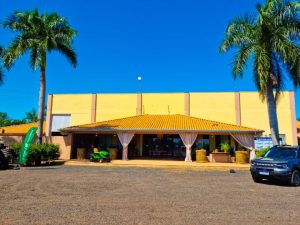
[10,143,60,165]
[10,143,22,162]
[256,147,270,158]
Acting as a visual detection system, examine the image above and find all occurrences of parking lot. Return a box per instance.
[0,165,299,225]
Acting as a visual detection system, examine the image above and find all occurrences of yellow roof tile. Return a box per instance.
[62,114,262,134]
[0,122,45,136]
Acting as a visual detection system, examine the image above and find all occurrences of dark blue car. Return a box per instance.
[250,145,300,186]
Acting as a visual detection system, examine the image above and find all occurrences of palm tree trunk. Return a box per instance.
[37,68,46,144]
[266,85,280,145]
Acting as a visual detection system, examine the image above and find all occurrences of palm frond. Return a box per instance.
[3,9,77,70]
[2,35,29,69]
[3,11,32,32]
[0,67,3,85]
[231,45,254,78]
[220,15,256,53]
[0,46,4,85]
[273,35,300,70]
[287,55,300,87]
[253,46,271,98]
[56,42,77,67]
[29,47,40,70]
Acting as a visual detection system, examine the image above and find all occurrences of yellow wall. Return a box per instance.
[96,94,136,121]
[50,91,296,145]
[142,93,185,115]
[240,92,295,145]
[190,92,236,124]
[51,94,92,126]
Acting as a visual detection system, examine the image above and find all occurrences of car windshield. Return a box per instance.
[264,147,297,159]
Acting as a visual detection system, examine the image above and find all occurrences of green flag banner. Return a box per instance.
[19,127,38,165]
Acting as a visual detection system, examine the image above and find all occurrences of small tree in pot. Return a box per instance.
[220,143,231,153]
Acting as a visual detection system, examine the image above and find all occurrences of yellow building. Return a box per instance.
[0,91,297,161]
[41,91,296,159]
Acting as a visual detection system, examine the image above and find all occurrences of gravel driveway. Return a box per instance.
[0,165,299,225]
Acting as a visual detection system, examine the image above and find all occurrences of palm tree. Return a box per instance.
[220,0,300,145]
[25,109,38,123]
[0,46,4,85]
[3,9,77,144]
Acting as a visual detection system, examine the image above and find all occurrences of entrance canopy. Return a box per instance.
[61,114,263,135]
[61,114,263,161]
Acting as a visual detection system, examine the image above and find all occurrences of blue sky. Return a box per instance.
[0,0,299,119]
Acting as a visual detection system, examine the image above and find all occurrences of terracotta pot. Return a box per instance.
[235,151,248,164]
[77,148,86,160]
[196,149,208,163]
[108,148,118,160]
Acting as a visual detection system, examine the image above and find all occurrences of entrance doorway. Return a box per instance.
[71,133,120,159]
[142,134,185,159]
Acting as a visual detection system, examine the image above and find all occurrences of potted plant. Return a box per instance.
[210,144,231,163]
[220,142,231,153]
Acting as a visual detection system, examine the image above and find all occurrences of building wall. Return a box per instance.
[0,135,71,160]
[51,94,93,126]
[48,91,298,147]
[240,92,296,145]
[47,135,72,160]
[190,93,236,124]
[142,93,185,115]
[96,94,137,121]
[0,136,24,146]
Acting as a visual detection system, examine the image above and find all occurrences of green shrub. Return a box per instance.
[10,143,22,162]
[9,143,60,165]
[256,147,270,158]
[44,144,60,160]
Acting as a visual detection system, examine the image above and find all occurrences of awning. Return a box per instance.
[0,122,46,136]
[60,114,263,135]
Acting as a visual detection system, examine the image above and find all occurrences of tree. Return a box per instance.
[0,112,25,127]
[0,112,10,127]
[0,46,4,85]
[24,109,38,123]
[3,9,77,143]
[220,0,300,145]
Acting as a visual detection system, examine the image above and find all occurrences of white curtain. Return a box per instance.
[117,132,134,160]
[230,133,256,161]
[179,133,198,162]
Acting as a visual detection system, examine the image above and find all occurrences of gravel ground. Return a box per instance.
[0,165,299,225]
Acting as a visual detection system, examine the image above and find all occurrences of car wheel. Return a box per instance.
[252,176,262,183]
[289,170,300,186]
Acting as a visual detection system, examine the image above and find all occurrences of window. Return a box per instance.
[51,114,71,132]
